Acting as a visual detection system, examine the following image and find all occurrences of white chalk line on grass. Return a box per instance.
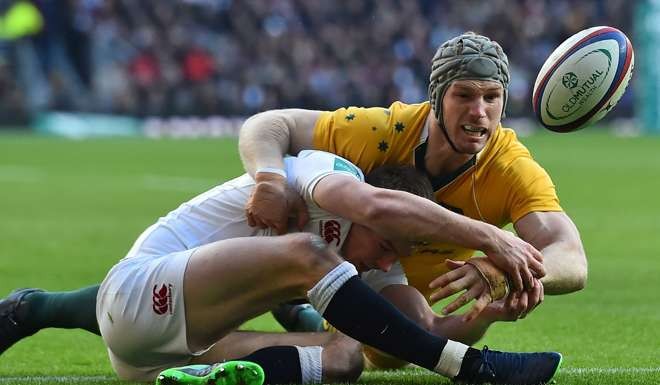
[1,368,658,382]
[0,376,114,383]
[562,367,660,374]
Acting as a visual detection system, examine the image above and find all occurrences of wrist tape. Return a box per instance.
[465,257,510,300]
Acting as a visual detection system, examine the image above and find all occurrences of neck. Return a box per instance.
[424,115,474,177]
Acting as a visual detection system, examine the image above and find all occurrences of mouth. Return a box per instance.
[461,124,488,138]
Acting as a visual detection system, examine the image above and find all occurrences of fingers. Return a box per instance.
[246,210,256,227]
[528,250,546,278]
[445,259,465,270]
[272,220,287,235]
[295,204,310,230]
[428,267,465,290]
[441,284,484,315]
[516,291,529,318]
[523,266,534,292]
[509,266,524,293]
[523,279,544,317]
[429,274,469,303]
[246,209,268,229]
[463,292,492,322]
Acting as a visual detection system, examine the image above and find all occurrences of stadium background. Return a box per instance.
[0,0,656,135]
[0,1,659,385]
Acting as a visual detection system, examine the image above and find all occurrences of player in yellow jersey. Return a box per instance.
[239,31,587,367]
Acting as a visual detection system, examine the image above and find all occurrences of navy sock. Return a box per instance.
[322,276,447,371]
[23,285,100,335]
[240,346,302,384]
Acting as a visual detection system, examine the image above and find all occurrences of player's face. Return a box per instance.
[341,224,410,273]
[441,80,504,153]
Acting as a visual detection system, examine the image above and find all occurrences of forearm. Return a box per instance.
[539,240,587,294]
[364,189,500,252]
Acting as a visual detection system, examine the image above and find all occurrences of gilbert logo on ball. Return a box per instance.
[533,26,634,132]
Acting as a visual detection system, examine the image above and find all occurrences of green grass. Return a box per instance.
[0,131,659,384]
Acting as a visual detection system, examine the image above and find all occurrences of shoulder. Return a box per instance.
[312,102,431,172]
[480,126,542,175]
[315,101,430,131]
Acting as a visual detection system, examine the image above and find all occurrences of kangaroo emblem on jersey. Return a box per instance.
[152,284,173,315]
[321,220,341,246]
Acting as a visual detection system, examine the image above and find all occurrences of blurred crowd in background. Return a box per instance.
[0,0,633,125]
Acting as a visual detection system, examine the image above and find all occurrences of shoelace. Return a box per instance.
[0,299,21,327]
[480,346,497,378]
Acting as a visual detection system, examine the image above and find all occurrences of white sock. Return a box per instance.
[434,340,470,378]
[307,261,358,314]
[295,346,323,384]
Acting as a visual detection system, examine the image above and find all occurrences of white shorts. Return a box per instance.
[97,249,210,380]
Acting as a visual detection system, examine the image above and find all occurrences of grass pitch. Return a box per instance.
[0,131,658,384]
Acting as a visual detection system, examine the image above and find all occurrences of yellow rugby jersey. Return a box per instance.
[313,101,562,298]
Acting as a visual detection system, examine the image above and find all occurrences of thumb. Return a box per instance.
[445,259,466,270]
[294,197,310,230]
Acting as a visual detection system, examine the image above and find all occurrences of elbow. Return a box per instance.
[561,257,589,293]
[574,262,588,291]
[239,110,290,145]
[572,248,588,291]
[567,266,588,293]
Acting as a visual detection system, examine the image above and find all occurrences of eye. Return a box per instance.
[484,92,501,102]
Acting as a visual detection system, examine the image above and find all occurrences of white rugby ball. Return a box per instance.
[532,26,634,132]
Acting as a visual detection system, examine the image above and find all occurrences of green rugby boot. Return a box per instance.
[155,360,265,385]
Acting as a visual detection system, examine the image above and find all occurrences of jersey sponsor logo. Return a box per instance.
[333,158,361,179]
[321,220,342,246]
[152,284,173,315]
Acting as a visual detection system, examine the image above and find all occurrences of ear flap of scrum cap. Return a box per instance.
[428,32,510,125]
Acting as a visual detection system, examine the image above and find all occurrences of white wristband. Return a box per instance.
[255,167,287,178]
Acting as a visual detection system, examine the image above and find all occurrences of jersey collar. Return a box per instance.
[413,121,502,190]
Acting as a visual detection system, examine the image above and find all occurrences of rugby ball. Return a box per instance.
[532,26,634,132]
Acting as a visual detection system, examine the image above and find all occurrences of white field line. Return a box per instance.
[0,376,114,383]
[562,367,660,374]
[0,368,658,382]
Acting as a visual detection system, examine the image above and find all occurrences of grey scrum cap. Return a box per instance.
[428,32,510,124]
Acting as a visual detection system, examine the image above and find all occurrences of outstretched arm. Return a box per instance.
[514,211,587,294]
[313,173,545,289]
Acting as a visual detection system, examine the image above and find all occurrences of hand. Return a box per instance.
[428,260,493,322]
[487,278,544,322]
[484,229,545,292]
[245,174,309,235]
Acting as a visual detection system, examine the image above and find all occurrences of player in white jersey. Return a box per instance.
[2,151,562,385]
[97,150,418,381]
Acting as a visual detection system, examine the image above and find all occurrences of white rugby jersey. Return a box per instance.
[123,150,406,291]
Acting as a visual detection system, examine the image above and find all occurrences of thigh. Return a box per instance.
[184,233,342,351]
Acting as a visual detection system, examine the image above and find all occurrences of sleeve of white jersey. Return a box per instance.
[360,261,408,293]
[284,150,365,206]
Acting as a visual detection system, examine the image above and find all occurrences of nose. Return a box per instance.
[469,98,487,118]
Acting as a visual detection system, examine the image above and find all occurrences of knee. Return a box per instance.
[322,334,364,382]
[281,233,343,293]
